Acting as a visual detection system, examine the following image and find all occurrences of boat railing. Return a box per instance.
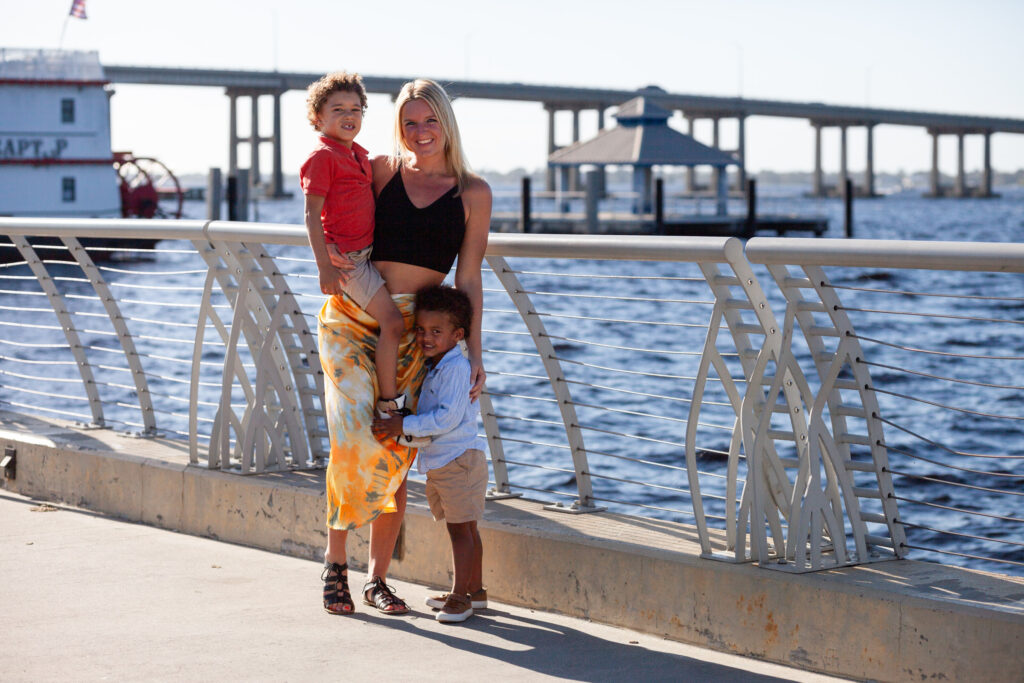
[1,218,1020,576]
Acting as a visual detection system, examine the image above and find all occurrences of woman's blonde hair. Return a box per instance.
[391,79,472,194]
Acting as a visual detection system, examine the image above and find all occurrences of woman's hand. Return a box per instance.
[469,361,486,401]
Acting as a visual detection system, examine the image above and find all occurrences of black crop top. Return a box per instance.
[371,170,466,274]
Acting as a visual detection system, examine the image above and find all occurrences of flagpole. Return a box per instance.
[58,15,70,49]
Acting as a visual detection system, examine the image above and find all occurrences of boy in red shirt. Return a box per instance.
[301,72,408,416]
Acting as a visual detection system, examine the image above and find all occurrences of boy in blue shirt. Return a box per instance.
[373,285,488,623]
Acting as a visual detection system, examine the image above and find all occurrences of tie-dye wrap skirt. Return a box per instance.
[318,292,426,530]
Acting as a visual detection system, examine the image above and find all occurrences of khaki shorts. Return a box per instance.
[425,449,488,523]
[338,246,386,309]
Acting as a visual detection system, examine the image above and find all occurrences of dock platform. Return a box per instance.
[491,213,828,237]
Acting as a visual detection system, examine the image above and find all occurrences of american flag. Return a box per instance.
[69,0,87,19]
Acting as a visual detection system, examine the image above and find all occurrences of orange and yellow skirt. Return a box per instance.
[318,292,426,530]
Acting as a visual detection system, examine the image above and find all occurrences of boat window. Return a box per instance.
[61,98,75,124]
[62,177,76,202]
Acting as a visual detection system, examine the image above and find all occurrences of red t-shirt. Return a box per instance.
[300,137,374,251]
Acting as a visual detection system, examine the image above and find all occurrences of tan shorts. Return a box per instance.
[338,246,386,309]
[425,449,488,523]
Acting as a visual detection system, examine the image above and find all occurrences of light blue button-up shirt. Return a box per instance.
[402,345,486,474]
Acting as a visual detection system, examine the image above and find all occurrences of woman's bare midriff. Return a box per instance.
[375,261,447,295]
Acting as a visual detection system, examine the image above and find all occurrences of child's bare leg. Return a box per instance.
[446,520,477,596]
[364,287,405,403]
[467,521,484,594]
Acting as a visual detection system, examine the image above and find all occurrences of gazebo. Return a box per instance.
[548,97,738,215]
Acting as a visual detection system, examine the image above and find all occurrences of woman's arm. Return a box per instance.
[303,194,347,295]
[455,176,492,399]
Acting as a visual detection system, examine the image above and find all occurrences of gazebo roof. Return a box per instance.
[548,96,738,168]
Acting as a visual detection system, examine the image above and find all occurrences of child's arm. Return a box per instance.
[373,363,472,439]
[303,193,348,295]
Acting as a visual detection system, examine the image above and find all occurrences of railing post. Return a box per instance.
[9,236,105,428]
[64,236,157,437]
[485,254,604,513]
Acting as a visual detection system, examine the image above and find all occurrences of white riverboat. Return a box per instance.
[0,48,182,223]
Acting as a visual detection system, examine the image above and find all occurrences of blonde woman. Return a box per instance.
[319,78,490,615]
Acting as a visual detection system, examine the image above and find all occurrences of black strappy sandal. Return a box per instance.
[321,561,355,615]
[362,576,409,615]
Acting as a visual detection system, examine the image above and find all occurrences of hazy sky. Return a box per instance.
[4,0,1023,178]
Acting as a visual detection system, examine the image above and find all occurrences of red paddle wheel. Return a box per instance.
[113,152,184,219]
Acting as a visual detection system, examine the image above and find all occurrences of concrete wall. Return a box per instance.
[3,421,1022,682]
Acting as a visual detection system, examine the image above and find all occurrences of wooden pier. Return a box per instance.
[492,177,830,238]
[490,212,827,237]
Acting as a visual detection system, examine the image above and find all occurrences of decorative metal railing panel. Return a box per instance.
[746,237,1024,575]
[2,219,1020,575]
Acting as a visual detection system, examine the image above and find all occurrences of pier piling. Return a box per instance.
[520,176,532,233]
[206,168,222,221]
[844,178,854,238]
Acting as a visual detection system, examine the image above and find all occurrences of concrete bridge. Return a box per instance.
[103,65,1024,199]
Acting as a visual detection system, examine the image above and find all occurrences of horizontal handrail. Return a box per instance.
[747,236,1024,272]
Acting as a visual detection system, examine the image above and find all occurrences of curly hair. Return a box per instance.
[305,71,367,131]
[414,285,473,339]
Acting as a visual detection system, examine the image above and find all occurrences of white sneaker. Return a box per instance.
[435,593,474,623]
[426,588,488,610]
[376,394,410,419]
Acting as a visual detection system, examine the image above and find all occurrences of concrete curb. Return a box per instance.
[2,420,1022,682]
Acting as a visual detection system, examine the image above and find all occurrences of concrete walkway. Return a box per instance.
[1,491,845,682]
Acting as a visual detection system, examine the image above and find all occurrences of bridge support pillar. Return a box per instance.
[929,130,941,197]
[685,116,697,194]
[811,122,824,197]
[270,91,285,198]
[228,91,238,175]
[955,132,966,197]
[545,105,557,192]
[735,115,746,192]
[982,132,993,197]
[864,124,875,197]
[250,95,261,192]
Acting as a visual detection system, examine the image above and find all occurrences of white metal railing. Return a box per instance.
[1,218,1020,576]
[746,237,1024,574]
